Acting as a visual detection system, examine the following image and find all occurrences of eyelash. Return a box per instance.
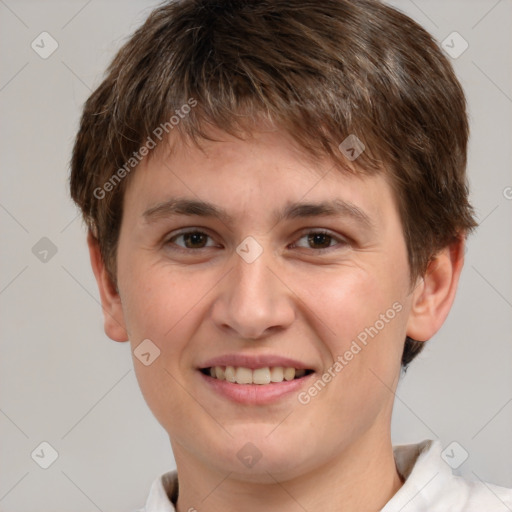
[164,228,348,254]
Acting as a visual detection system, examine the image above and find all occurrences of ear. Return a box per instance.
[87,230,129,342]
[406,235,466,342]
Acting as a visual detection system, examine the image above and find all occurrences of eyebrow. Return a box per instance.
[142,197,375,231]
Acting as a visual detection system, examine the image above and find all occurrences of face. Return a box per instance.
[114,127,415,480]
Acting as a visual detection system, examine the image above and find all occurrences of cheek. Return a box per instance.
[119,266,206,429]
[118,246,195,334]
[297,265,392,345]
[296,263,407,389]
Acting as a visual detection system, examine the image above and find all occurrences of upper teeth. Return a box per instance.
[208,366,307,384]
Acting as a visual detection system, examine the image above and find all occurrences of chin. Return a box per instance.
[202,434,315,482]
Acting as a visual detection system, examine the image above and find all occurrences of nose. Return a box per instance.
[210,245,295,340]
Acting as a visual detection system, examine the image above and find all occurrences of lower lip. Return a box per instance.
[199,371,315,405]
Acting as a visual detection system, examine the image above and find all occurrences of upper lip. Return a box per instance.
[199,354,315,371]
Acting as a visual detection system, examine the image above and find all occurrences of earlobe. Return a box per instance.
[87,231,129,342]
[406,236,466,343]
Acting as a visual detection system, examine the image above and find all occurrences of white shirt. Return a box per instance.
[139,439,512,511]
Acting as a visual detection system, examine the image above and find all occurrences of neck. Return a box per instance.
[173,432,404,512]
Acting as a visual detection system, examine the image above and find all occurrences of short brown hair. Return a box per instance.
[69,0,477,370]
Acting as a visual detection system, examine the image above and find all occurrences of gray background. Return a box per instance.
[0,0,511,510]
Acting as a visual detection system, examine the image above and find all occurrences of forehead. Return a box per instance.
[123,127,397,230]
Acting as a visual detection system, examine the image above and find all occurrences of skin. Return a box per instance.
[89,126,465,512]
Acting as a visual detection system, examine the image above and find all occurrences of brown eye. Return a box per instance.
[166,230,216,250]
[182,232,209,248]
[292,230,348,253]
[307,232,333,249]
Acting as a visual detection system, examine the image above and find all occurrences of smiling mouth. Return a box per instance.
[200,366,314,385]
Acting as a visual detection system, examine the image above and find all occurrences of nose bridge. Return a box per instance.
[211,238,294,339]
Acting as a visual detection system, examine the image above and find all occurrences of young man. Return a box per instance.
[69,0,512,510]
